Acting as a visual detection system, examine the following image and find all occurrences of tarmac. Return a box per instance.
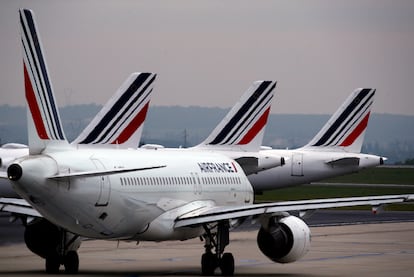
[0,220,413,276]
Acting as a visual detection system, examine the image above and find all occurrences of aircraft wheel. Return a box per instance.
[201,252,217,276]
[220,252,234,276]
[64,251,79,274]
[45,255,60,274]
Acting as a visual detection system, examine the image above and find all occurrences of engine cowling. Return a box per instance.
[24,218,81,259]
[257,215,311,263]
[24,219,61,258]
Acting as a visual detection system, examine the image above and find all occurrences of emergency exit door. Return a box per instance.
[291,154,304,176]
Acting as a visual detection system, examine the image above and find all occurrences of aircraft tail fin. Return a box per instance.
[196,81,276,152]
[20,9,68,154]
[303,88,376,153]
[72,72,156,148]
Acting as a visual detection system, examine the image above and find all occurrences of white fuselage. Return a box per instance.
[11,147,253,241]
[139,146,382,192]
[248,148,382,191]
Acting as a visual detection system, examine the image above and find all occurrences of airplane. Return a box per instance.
[0,30,282,205]
[247,87,384,193]
[141,79,285,175]
[0,78,282,199]
[143,87,383,192]
[1,9,413,276]
[0,71,155,197]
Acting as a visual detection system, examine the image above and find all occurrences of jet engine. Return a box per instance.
[25,218,61,259]
[24,218,82,273]
[257,215,311,263]
[24,218,81,259]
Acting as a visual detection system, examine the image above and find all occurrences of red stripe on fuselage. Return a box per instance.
[24,63,49,139]
[111,102,150,144]
[237,107,270,145]
[340,112,370,147]
[231,162,238,173]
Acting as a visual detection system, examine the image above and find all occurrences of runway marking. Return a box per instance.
[161,257,184,262]
[110,258,138,263]
[304,252,384,262]
[303,249,414,262]
[239,259,260,263]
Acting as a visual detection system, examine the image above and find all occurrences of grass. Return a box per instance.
[321,166,414,184]
[255,166,414,211]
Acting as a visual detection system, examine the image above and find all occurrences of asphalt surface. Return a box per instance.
[0,221,413,276]
[1,211,414,276]
[1,210,414,245]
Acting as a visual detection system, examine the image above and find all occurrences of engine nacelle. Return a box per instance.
[24,218,81,259]
[257,215,311,263]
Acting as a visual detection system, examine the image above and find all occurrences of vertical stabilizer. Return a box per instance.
[72,72,156,148]
[303,88,376,153]
[20,9,68,154]
[196,81,276,152]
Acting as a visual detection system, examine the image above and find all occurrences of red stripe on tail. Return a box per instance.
[237,107,270,145]
[24,63,49,139]
[340,112,370,147]
[111,102,150,145]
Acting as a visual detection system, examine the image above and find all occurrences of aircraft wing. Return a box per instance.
[0,197,41,217]
[174,194,414,228]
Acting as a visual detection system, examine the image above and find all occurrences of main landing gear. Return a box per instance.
[45,250,79,274]
[44,230,80,274]
[201,221,235,276]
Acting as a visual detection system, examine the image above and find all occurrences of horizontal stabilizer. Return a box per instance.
[235,154,285,175]
[48,165,166,180]
[326,157,360,167]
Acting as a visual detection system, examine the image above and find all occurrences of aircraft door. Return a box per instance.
[91,159,111,206]
[244,179,252,204]
[192,172,202,195]
[291,153,304,176]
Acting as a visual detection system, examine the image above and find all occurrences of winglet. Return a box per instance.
[72,72,156,148]
[196,81,276,152]
[20,9,68,154]
[303,88,376,153]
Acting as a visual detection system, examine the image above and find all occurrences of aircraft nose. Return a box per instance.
[7,163,23,181]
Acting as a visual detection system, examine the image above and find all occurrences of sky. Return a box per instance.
[1,0,414,115]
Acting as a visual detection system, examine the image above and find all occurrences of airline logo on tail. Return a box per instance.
[20,9,65,141]
[205,81,276,147]
[73,72,156,145]
[307,88,375,151]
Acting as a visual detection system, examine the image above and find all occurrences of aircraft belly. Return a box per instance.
[29,178,160,239]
